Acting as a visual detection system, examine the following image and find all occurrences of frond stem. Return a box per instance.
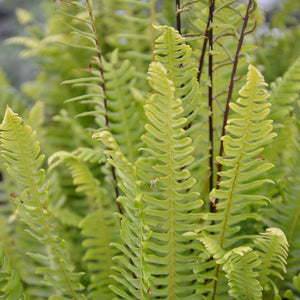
[86,0,122,214]
[208,0,215,213]
[176,0,182,34]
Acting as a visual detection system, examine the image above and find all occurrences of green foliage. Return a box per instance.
[0,0,300,299]
[0,247,29,300]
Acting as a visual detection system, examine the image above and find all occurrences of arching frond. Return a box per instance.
[0,107,86,300]
[255,228,289,294]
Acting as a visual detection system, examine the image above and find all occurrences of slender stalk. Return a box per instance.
[86,0,122,214]
[216,0,253,191]
[208,0,215,212]
[176,0,182,34]
[197,15,210,82]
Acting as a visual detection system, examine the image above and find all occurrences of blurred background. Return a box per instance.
[0,0,46,88]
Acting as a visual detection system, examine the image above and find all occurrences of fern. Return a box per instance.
[222,247,262,300]
[48,150,119,299]
[139,61,203,298]
[269,56,300,122]
[208,64,276,246]
[0,107,85,300]
[1,0,299,298]
[197,64,276,297]
[93,130,149,299]
[255,228,289,295]
[0,247,29,300]
[262,118,300,286]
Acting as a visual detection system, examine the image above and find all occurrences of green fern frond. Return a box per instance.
[269,56,300,122]
[0,247,29,300]
[140,61,203,298]
[198,233,225,263]
[208,64,276,248]
[93,130,149,299]
[0,107,86,300]
[261,118,300,283]
[48,150,119,299]
[255,228,289,293]
[104,50,145,162]
[222,246,262,300]
[154,26,201,125]
[198,64,277,298]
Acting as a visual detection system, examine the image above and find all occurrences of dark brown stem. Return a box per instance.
[208,0,215,213]
[216,0,253,192]
[196,15,210,82]
[176,0,182,34]
[86,0,122,215]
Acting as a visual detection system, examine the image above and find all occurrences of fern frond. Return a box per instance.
[261,118,300,284]
[269,56,300,122]
[48,150,119,299]
[208,64,276,248]
[222,246,262,300]
[140,61,203,298]
[93,130,149,299]
[104,50,145,162]
[197,64,277,298]
[0,247,29,300]
[0,107,85,299]
[154,26,200,125]
[255,228,289,293]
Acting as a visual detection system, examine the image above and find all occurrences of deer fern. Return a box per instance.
[0,0,299,299]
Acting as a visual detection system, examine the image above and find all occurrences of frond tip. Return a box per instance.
[223,247,262,300]
[255,227,289,292]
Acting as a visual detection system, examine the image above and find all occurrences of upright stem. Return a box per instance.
[208,0,215,213]
[197,15,210,82]
[176,0,182,34]
[216,0,253,190]
[86,0,122,214]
